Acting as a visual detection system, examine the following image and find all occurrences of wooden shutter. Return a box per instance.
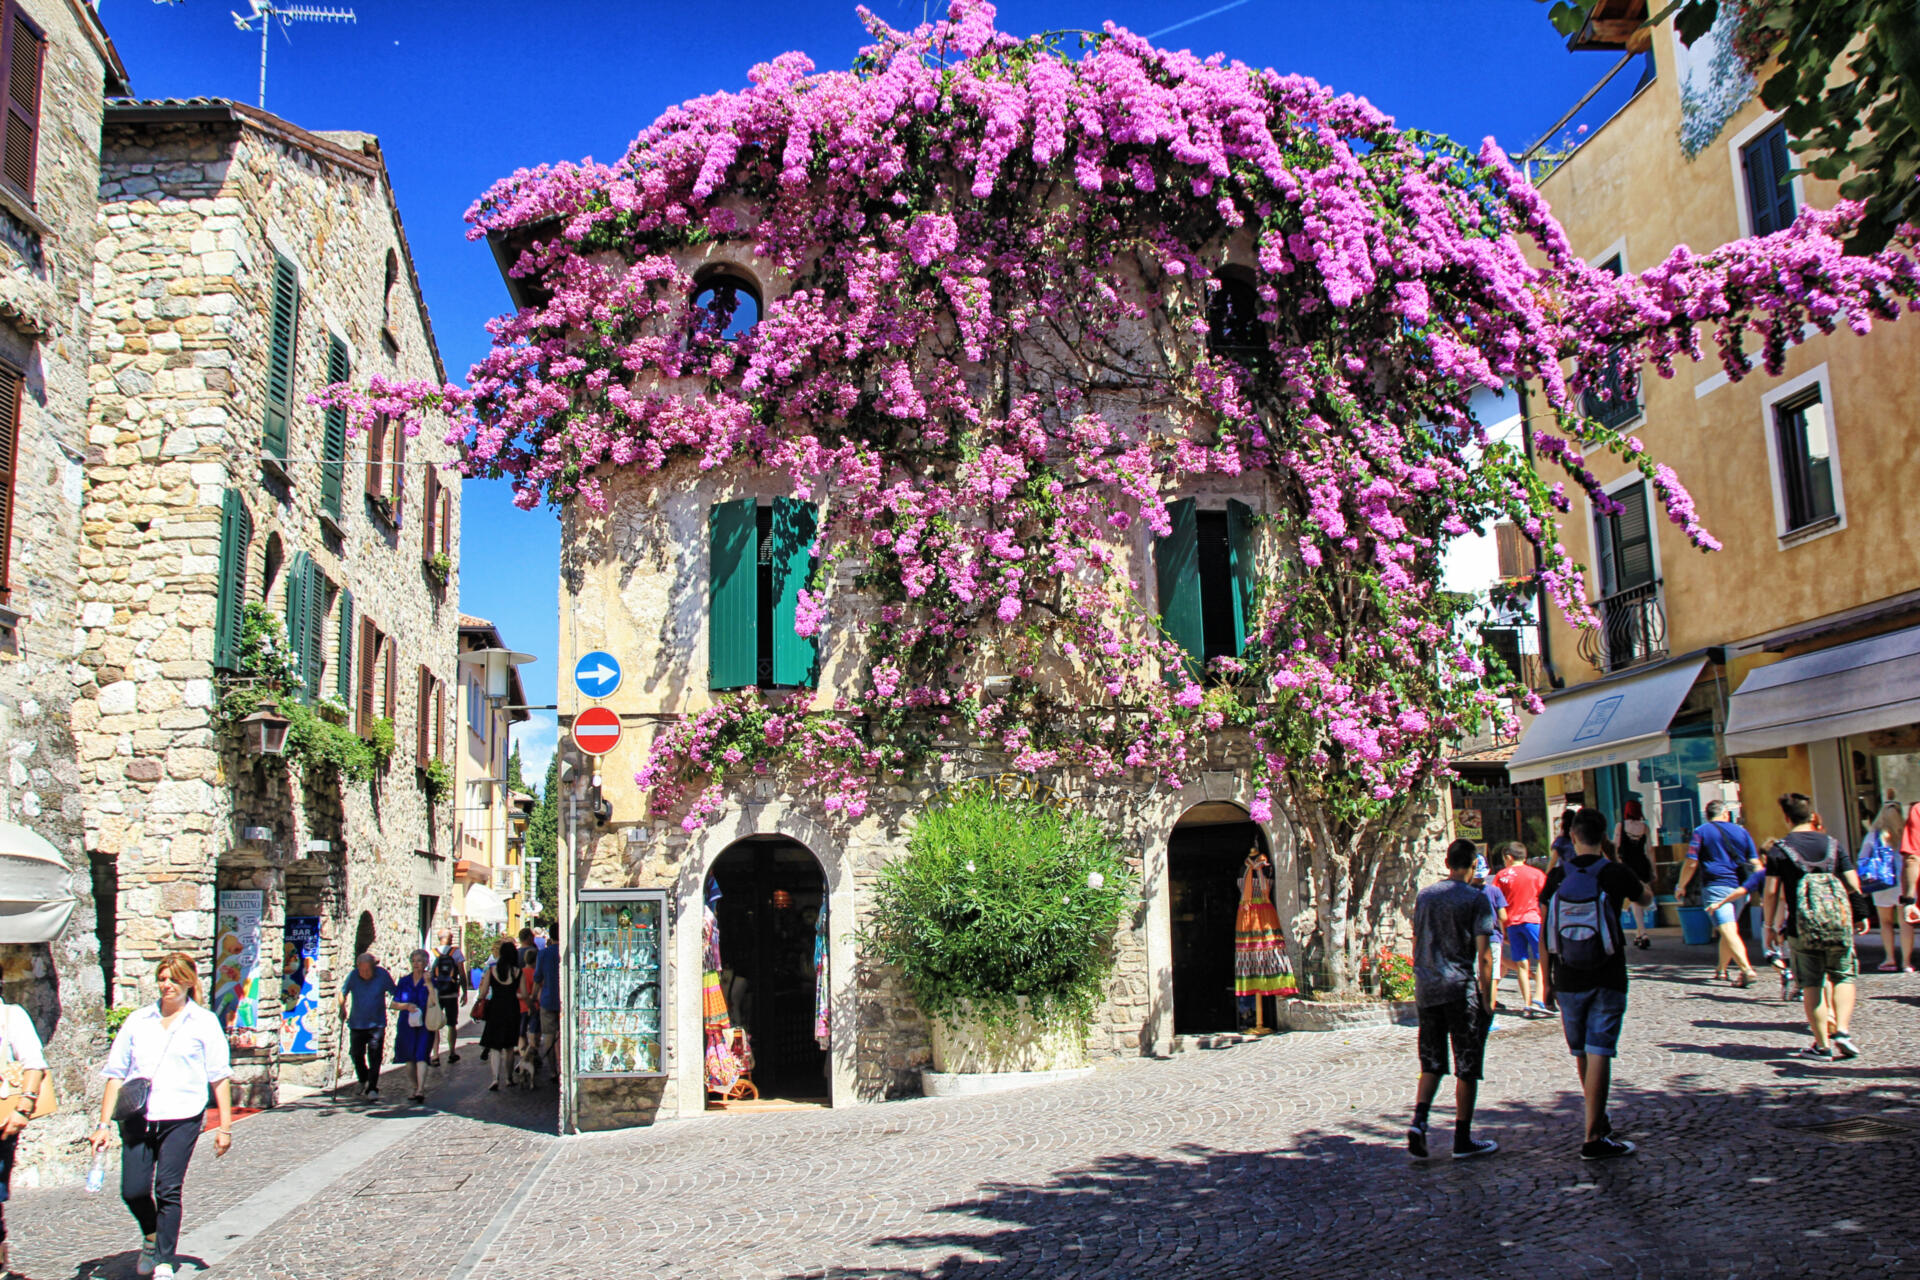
[357,616,377,733]
[321,336,349,519]
[421,466,438,560]
[365,413,386,501]
[416,663,432,767]
[769,498,819,688]
[334,588,355,705]
[1744,124,1796,236]
[383,638,398,722]
[303,563,328,701]
[262,253,299,464]
[213,490,253,670]
[1225,499,1257,658]
[0,7,44,203]
[0,361,19,603]
[708,498,758,690]
[284,552,311,700]
[437,487,452,557]
[388,419,406,515]
[434,680,447,762]
[1154,498,1203,682]
[1606,482,1655,594]
[1494,521,1531,581]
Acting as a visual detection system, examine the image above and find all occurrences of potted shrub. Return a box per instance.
[865,790,1133,1095]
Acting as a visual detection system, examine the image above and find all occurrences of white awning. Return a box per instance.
[1724,623,1920,756]
[464,884,509,926]
[1506,657,1708,784]
[0,822,76,945]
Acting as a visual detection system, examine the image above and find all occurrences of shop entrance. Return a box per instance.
[1168,804,1270,1036]
[704,836,828,1105]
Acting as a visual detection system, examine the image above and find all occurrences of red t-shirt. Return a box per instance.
[1492,863,1547,925]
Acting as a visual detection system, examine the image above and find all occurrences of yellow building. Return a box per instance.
[1506,6,1920,872]
[453,616,534,939]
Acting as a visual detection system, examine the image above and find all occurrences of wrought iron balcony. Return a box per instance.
[1577,581,1668,674]
[1582,350,1641,428]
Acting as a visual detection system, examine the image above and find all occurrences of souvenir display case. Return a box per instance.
[573,889,667,1077]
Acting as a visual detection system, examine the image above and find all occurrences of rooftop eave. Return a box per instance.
[1568,0,1653,53]
[487,221,558,313]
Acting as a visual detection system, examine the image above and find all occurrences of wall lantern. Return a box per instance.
[239,707,291,757]
[458,646,536,700]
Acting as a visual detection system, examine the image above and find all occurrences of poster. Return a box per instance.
[282,915,322,1055]
[213,890,264,1047]
[1675,4,1756,157]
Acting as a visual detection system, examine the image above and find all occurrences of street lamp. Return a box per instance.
[239,706,292,757]
[458,646,536,699]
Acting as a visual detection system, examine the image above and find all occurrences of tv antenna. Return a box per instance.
[230,2,356,110]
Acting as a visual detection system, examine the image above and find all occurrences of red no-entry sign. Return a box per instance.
[571,706,623,756]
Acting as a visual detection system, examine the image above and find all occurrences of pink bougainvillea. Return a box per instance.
[315,3,1917,863]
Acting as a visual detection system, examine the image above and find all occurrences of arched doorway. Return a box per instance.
[1168,802,1270,1035]
[703,835,829,1105]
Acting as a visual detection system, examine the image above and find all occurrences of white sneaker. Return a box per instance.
[153,1264,175,1280]
[137,1240,157,1276]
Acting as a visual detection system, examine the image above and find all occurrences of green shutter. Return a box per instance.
[213,489,252,671]
[321,336,349,518]
[1154,498,1203,683]
[770,497,819,688]
[335,588,355,704]
[304,562,328,702]
[284,551,311,701]
[708,498,758,690]
[1226,499,1257,657]
[262,253,300,463]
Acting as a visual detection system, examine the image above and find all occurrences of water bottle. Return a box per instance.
[85,1147,107,1194]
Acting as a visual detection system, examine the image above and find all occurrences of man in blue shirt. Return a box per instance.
[337,953,397,1098]
[1677,800,1763,987]
[533,932,562,1080]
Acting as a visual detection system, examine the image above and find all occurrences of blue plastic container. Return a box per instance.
[1677,905,1713,945]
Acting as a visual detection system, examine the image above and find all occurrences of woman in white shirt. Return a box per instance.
[90,953,235,1280]
[0,996,49,1276]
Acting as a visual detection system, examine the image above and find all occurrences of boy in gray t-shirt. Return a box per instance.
[1406,839,1498,1161]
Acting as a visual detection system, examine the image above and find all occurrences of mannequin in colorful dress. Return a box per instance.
[702,882,740,1097]
[1235,850,1297,1030]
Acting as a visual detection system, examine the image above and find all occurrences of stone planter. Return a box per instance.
[920,1000,1094,1097]
[1281,996,1419,1032]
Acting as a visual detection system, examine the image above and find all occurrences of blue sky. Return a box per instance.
[97,1,1641,780]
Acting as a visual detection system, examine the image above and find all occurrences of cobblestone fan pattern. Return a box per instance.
[10,948,1919,1280]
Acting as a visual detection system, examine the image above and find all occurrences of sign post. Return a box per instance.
[573,650,622,701]
[572,706,623,757]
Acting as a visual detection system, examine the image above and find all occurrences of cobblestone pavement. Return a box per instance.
[10,943,1920,1279]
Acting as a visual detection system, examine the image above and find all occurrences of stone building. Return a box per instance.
[0,0,127,1179]
[75,98,459,1102]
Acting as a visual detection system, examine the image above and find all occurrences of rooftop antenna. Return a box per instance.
[230,2,356,111]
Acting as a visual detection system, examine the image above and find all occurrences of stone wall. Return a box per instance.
[73,107,458,1109]
[0,0,119,1183]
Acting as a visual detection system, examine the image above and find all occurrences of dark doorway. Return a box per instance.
[1169,808,1269,1036]
[705,837,828,1102]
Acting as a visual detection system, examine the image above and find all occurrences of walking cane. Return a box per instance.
[330,1008,349,1099]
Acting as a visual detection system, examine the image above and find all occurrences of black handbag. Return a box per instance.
[112,1014,189,1122]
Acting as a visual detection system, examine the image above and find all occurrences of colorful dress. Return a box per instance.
[702,906,741,1094]
[812,902,830,1051]
[1234,864,1297,997]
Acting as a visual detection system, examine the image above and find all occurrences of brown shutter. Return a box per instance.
[357,616,377,733]
[438,489,452,558]
[434,680,447,762]
[1494,522,1532,582]
[383,639,398,722]
[421,466,437,560]
[0,361,18,604]
[389,421,407,516]
[365,413,386,501]
[0,6,44,203]
[416,663,431,767]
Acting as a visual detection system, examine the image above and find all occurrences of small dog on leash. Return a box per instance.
[511,1036,540,1090]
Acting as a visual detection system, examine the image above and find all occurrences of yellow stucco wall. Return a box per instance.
[1533,17,1920,683]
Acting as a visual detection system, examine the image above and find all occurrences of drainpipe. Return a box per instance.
[1515,379,1565,691]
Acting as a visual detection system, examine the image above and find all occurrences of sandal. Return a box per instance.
[1733,970,1753,989]
[1878,960,1900,972]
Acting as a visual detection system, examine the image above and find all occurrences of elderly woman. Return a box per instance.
[392,950,437,1103]
[92,953,234,1280]
[337,953,397,1099]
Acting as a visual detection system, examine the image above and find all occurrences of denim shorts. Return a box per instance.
[1704,887,1742,928]
[1557,986,1627,1058]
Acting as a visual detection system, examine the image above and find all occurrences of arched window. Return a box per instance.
[689,269,761,342]
[261,532,284,604]
[353,910,377,957]
[382,249,400,336]
[1206,273,1266,364]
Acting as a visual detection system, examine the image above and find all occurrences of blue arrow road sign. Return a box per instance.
[573,650,622,700]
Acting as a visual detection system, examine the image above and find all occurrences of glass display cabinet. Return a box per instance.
[573,888,667,1077]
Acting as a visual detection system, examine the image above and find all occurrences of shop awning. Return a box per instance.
[1724,623,1920,756]
[454,859,491,886]
[1506,656,1708,784]
[0,822,76,944]
[464,884,508,926]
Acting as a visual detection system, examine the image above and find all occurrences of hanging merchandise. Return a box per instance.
[812,900,829,1051]
[1234,851,1297,1000]
[701,881,755,1102]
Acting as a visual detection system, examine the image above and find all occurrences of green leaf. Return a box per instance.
[1674,0,1720,47]
[1547,2,1591,39]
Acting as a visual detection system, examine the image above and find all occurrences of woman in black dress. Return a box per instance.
[480,940,522,1091]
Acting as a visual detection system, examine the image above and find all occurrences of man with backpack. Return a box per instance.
[430,930,467,1065]
[1763,792,1867,1061]
[1542,807,1653,1161]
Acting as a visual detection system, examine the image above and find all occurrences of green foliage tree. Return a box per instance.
[1543,0,1920,251]
[505,745,526,795]
[526,752,560,921]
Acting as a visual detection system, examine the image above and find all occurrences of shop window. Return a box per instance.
[1154,498,1257,683]
[0,6,45,204]
[708,497,818,690]
[1741,122,1796,237]
[690,270,761,342]
[1772,387,1836,532]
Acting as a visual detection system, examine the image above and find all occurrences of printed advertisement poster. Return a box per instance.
[213,890,264,1047]
[282,915,322,1055]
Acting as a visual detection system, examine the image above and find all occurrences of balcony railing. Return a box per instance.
[1578,581,1668,674]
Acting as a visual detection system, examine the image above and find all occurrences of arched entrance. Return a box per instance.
[703,835,829,1105]
[1168,802,1270,1035]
